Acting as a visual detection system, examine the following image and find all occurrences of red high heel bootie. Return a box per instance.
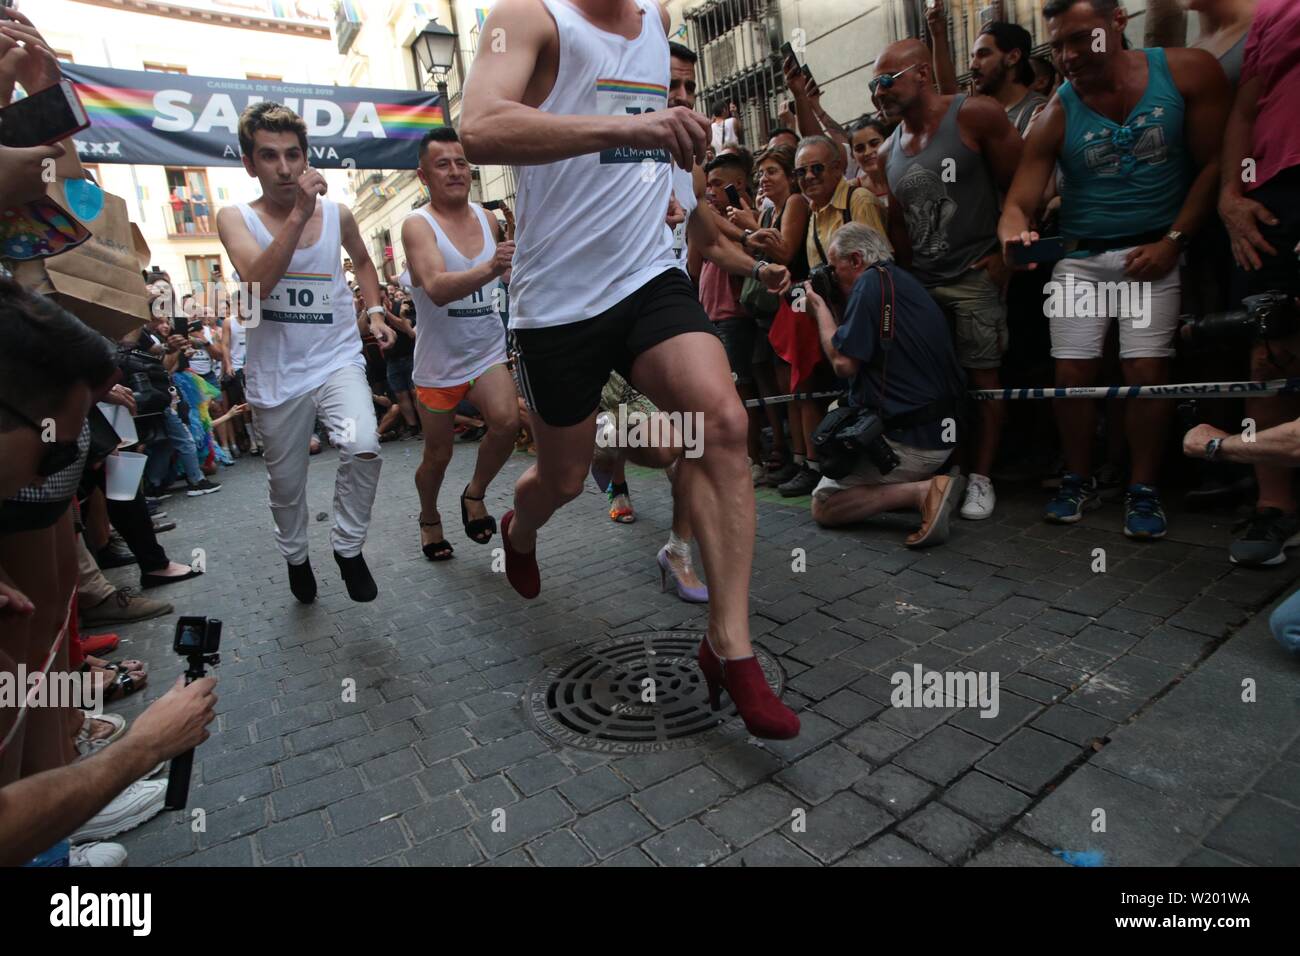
[698,638,800,740]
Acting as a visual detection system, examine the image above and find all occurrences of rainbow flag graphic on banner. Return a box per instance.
[62,63,446,170]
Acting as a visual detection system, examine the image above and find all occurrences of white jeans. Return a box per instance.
[1048,249,1182,359]
[252,363,381,564]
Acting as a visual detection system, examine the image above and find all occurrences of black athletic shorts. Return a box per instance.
[512,267,713,427]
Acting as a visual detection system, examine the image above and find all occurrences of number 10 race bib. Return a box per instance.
[597,78,669,166]
[263,272,333,325]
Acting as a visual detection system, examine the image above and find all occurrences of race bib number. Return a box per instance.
[597,79,669,166]
[448,281,498,319]
[262,272,333,325]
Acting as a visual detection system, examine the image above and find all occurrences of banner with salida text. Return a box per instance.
[61,64,447,170]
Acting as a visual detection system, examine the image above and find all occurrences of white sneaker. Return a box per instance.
[70,778,167,844]
[960,473,996,520]
[70,841,128,867]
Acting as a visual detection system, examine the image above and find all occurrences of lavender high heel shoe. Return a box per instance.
[657,545,709,604]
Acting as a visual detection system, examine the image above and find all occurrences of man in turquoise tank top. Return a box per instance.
[1000,0,1229,540]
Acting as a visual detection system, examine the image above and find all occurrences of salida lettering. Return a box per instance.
[153,92,386,139]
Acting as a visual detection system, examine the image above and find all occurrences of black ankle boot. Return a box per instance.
[334,551,377,602]
[288,559,317,604]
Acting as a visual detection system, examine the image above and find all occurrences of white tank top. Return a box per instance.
[408,204,507,388]
[509,0,678,330]
[187,326,215,375]
[228,316,247,372]
[670,164,697,270]
[234,198,361,407]
[710,117,739,152]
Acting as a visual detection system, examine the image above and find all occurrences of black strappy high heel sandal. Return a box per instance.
[420,515,454,561]
[460,486,497,544]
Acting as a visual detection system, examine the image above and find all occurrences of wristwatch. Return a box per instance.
[751,259,769,281]
[1205,436,1224,460]
[742,229,754,245]
[365,305,385,317]
[1163,229,1187,250]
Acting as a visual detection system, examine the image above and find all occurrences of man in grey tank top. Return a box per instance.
[877,39,1025,524]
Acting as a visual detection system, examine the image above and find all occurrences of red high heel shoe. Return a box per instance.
[697,638,800,740]
[500,511,540,599]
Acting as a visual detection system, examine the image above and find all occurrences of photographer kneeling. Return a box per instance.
[803,223,967,547]
[1184,403,1300,656]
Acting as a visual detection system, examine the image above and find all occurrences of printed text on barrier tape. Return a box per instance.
[743,379,1300,409]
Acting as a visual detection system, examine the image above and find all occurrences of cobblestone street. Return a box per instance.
[109,442,1300,867]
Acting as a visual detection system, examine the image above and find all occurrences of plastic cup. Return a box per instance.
[104,451,148,501]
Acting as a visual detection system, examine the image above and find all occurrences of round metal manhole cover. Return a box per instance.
[525,630,785,754]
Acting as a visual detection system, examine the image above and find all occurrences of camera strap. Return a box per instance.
[870,264,896,410]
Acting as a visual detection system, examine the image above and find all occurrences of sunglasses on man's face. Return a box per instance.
[0,399,80,478]
[869,62,920,94]
[794,162,828,180]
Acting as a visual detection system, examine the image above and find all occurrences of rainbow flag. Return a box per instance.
[73,81,156,130]
[597,79,668,97]
[375,102,446,138]
[475,6,493,29]
[337,0,363,22]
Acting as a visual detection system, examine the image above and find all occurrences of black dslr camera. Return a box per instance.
[1179,291,1298,348]
[812,405,902,480]
[784,263,841,310]
[164,617,221,811]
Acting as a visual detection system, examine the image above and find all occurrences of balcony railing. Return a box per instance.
[164,200,219,238]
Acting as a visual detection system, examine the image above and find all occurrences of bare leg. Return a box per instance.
[463,365,521,524]
[811,480,929,527]
[378,404,403,436]
[1121,357,1171,487]
[507,412,598,551]
[631,332,752,658]
[1054,358,1102,476]
[966,367,1005,477]
[798,399,823,461]
[665,457,703,590]
[395,389,419,429]
[414,401,455,549]
[624,435,703,589]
